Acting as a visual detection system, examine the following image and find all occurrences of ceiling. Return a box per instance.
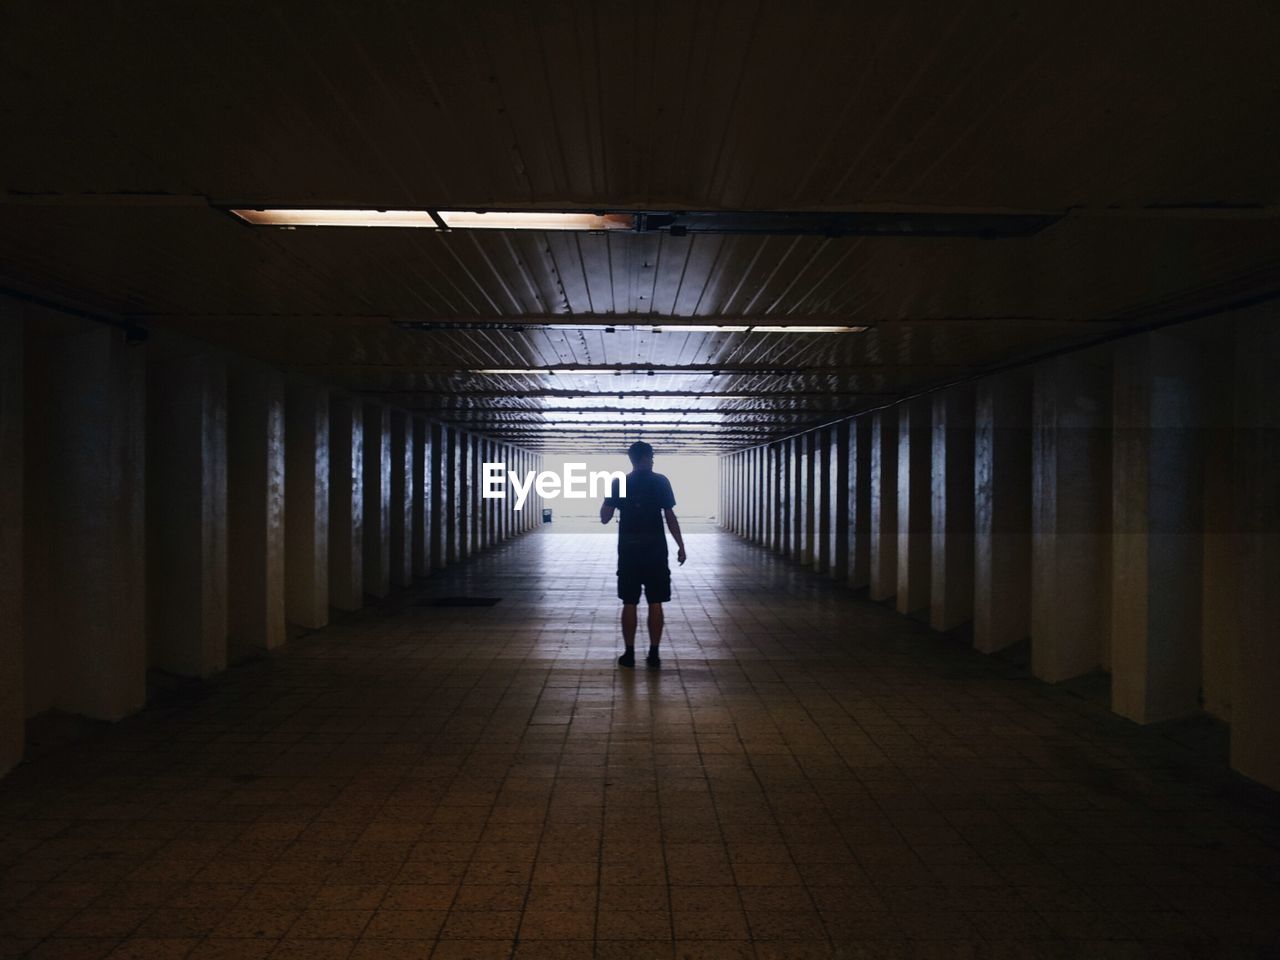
[3,1,1278,451]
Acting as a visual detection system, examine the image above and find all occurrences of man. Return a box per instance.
[600,441,687,669]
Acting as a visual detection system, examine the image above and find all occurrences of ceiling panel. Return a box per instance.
[2,1,1278,451]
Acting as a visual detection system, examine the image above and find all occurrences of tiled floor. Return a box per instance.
[3,528,1279,959]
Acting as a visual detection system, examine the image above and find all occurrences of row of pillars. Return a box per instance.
[0,309,543,778]
[720,309,1280,792]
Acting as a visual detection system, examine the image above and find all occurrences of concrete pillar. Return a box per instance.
[27,325,146,720]
[848,417,873,590]
[1031,351,1111,683]
[816,429,831,574]
[411,416,431,579]
[285,384,330,629]
[762,446,773,547]
[457,431,472,558]
[328,396,364,612]
[930,387,975,632]
[148,352,228,677]
[754,447,764,543]
[798,433,814,566]
[431,423,447,568]
[1,320,23,775]
[973,374,1032,654]
[828,426,845,579]
[795,438,809,563]
[779,439,793,557]
[447,427,460,558]
[227,366,286,659]
[729,452,738,532]
[869,410,898,602]
[1230,310,1280,790]
[481,438,494,548]
[1111,332,1207,725]
[470,434,483,550]
[773,445,783,552]
[388,410,413,588]
[362,403,391,599]
[896,399,931,616]
[1200,334,1236,721]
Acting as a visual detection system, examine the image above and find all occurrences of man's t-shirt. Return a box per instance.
[608,470,676,559]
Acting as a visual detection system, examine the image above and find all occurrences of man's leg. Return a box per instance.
[647,602,664,649]
[621,603,638,649]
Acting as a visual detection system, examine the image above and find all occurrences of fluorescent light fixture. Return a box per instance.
[652,325,751,333]
[437,210,634,231]
[651,324,867,333]
[230,208,443,228]
[229,208,636,231]
[471,367,731,376]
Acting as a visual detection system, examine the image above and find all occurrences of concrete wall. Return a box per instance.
[719,305,1280,792]
[2,301,539,777]
[0,316,23,777]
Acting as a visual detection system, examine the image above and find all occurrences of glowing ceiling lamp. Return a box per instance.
[651,324,867,333]
[436,210,634,231]
[229,208,636,231]
[230,208,442,228]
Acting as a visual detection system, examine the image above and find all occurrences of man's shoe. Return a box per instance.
[617,650,635,668]
[645,651,661,670]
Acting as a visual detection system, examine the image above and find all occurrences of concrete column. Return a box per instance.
[1031,351,1111,683]
[729,453,738,532]
[285,384,329,629]
[227,366,286,659]
[328,396,364,612]
[1,320,23,775]
[869,410,898,602]
[388,410,413,588]
[411,416,430,579]
[801,433,816,566]
[431,423,446,568]
[816,429,831,574]
[973,374,1032,654]
[779,439,793,557]
[829,424,848,580]
[27,325,146,719]
[1200,334,1236,722]
[444,427,458,561]
[795,438,809,563]
[1230,310,1280,790]
[148,352,228,677]
[482,438,495,548]
[459,432,474,558]
[848,417,873,590]
[930,387,975,632]
[773,445,783,552]
[752,448,762,545]
[470,434,483,550]
[896,399,932,616]
[1111,332,1207,725]
[362,403,391,599]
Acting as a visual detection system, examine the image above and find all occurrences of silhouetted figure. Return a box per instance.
[600,441,687,669]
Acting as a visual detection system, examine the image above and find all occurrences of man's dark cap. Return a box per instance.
[628,440,654,463]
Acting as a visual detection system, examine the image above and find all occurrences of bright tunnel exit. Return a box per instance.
[534,452,722,531]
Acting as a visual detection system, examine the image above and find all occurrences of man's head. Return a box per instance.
[627,440,655,471]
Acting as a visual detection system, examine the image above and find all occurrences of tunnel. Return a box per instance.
[2,3,1280,957]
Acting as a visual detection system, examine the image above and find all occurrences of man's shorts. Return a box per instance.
[617,551,671,605]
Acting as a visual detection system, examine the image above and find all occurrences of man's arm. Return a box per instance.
[601,477,619,524]
[663,508,687,565]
